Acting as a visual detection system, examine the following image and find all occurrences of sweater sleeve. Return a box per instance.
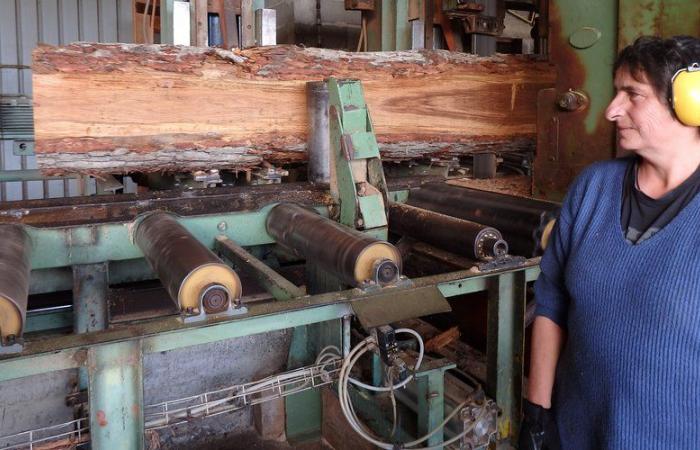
[533,180,582,329]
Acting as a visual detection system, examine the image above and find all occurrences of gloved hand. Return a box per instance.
[518,399,559,450]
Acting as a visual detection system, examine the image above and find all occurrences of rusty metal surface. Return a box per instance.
[0,183,333,227]
[533,0,617,200]
[618,0,700,49]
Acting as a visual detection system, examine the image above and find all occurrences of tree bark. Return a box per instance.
[32,43,556,174]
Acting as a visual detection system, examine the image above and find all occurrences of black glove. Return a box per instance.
[518,399,560,450]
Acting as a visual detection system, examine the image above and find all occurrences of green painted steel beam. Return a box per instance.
[415,359,457,447]
[0,349,81,382]
[1,261,540,382]
[0,169,78,182]
[486,271,526,443]
[142,304,351,353]
[215,236,304,301]
[88,340,144,450]
[26,207,278,270]
[25,308,73,333]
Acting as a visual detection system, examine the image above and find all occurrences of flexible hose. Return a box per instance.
[337,329,488,449]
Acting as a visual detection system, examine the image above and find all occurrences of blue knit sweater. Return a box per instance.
[534,158,700,449]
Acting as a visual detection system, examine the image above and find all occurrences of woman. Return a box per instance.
[520,35,700,449]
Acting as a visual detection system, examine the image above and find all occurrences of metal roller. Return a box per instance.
[133,212,242,317]
[306,81,330,184]
[0,224,30,349]
[388,202,508,260]
[407,183,559,257]
[266,203,401,287]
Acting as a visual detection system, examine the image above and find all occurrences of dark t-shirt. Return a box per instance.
[621,157,700,244]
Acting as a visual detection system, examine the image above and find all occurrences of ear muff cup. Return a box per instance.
[671,63,700,127]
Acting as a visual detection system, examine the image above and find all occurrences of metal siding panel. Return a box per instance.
[18,0,39,95]
[117,0,132,42]
[98,0,118,41]
[60,0,80,43]
[25,155,44,199]
[47,179,65,197]
[2,142,22,201]
[0,0,19,93]
[80,0,100,41]
[38,0,61,44]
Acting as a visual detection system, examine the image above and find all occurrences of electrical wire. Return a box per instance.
[337,328,493,449]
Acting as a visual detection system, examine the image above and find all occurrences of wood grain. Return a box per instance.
[32,44,556,174]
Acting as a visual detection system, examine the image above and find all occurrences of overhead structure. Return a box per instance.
[0,224,31,352]
[133,211,244,321]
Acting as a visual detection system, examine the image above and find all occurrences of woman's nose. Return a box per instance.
[605,93,625,122]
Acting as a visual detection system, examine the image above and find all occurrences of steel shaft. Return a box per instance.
[306,81,330,184]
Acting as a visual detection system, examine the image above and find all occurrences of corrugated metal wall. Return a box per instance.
[0,0,133,201]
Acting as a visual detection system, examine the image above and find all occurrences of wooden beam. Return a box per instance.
[32,43,556,174]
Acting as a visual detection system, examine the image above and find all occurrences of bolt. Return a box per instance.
[217,221,227,232]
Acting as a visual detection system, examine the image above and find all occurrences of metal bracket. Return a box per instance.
[12,140,34,156]
[351,285,451,330]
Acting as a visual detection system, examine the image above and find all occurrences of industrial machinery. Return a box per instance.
[0,75,553,450]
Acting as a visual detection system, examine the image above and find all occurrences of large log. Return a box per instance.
[32,43,555,174]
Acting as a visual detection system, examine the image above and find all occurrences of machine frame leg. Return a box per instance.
[73,263,109,389]
[415,358,456,447]
[88,340,144,450]
[487,271,526,443]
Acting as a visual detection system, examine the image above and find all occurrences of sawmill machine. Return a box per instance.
[0,74,561,450]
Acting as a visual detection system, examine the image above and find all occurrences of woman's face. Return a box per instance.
[605,67,685,156]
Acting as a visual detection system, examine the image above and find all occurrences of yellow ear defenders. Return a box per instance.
[671,63,700,126]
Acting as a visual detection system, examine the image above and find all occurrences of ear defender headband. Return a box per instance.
[671,62,700,126]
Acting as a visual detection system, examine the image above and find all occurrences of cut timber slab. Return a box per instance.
[32,44,556,174]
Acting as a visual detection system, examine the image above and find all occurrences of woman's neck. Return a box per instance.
[636,137,700,199]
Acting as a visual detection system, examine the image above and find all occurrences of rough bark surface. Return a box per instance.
[33,43,556,174]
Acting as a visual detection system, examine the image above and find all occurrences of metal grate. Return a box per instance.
[144,358,342,429]
[0,359,342,448]
[0,417,88,450]
[0,96,33,141]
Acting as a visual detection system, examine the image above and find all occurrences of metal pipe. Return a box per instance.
[306,81,330,184]
[342,315,352,358]
[0,224,30,349]
[407,183,559,257]
[266,203,401,287]
[389,202,508,260]
[133,212,242,315]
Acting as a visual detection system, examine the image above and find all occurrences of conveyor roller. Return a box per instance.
[266,203,401,287]
[407,183,559,257]
[0,224,30,349]
[388,202,508,260]
[134,212,242,318]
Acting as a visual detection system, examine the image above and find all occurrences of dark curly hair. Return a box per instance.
[614,35,700,112]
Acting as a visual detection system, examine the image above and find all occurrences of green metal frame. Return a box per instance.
[2,222,539,448]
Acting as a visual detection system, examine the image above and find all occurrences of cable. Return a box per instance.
[337,328,493,450]
[347,328,425,392]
